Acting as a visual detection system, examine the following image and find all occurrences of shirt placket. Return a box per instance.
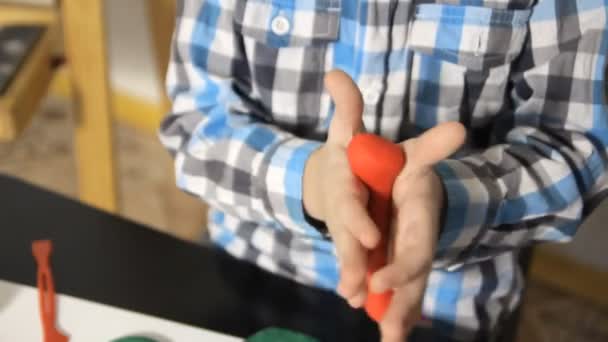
[357,0,416,139]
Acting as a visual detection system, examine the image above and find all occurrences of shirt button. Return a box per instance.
[363,89,381,105]
[271,15,291,36]
[371,81,383,91]
[447,264,460,272]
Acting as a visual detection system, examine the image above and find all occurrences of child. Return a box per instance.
[159,1,608,341]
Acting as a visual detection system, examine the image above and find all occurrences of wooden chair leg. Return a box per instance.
[60,0,118,212]
[148,0,208,238]
[147,0,176,113]
[0,26,53,141]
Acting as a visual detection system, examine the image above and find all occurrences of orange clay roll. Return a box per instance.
[347,133,406,322]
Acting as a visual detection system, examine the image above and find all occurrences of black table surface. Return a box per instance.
[0,175,379,341]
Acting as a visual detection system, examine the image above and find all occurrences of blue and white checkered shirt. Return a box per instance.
[159,0,608,340]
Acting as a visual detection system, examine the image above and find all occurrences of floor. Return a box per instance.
[0,97,207,241]
[1,98,607,342]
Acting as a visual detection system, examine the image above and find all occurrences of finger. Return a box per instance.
[371,260,430,295]
[402,121,466,168]
[380,289,411,342]
[373,204,435,292]
[338,192,380,249]
[402,305,423,342]
[380,283,425,342]
[324,162,379,248]
[325,70,365,145]
[371,263,411,294]
[329,219,368,305]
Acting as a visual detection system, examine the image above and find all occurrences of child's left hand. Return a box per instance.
[370,122,466,342]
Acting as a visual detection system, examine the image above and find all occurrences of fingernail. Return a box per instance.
[348,292,366,308]
[362,232,378,248]
[371,278,388,294]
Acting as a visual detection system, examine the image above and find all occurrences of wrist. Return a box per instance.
[303,147,324,221]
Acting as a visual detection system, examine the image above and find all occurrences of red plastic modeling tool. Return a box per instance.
[32,240,69,342]
[347,133,406,322]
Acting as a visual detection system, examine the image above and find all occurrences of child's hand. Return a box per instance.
[371,122,466,342]
[303,70,379,308]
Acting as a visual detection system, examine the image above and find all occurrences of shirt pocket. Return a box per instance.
[409,4,531,70]
[233,0,341,131]
[406,4,531,131]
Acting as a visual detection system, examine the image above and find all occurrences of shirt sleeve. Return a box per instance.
[433,3,608,270]
[159,0,323,237]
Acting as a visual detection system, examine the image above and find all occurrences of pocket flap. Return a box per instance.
[409,4,532,70]
[234,0,341,48]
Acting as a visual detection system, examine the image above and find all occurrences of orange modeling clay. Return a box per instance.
[347,133,405,322]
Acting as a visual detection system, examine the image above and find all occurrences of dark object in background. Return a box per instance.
[0,25,44,96]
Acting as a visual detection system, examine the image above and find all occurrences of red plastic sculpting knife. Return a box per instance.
[347,133,406,322]
[32,240,69,342]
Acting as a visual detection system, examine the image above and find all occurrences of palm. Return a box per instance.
[392,168,440,279]
[372,123,466,341]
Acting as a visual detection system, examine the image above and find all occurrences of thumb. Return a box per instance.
[324,70,364,145]
[402,122,466,168]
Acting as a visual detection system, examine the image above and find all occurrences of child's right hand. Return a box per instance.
[303,70,379,308]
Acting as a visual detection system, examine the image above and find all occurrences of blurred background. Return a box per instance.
[0,1,606,341]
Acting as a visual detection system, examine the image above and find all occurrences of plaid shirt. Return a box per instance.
[160,0,608,340]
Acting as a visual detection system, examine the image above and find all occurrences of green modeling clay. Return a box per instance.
[246,327,319,342]
[111,336,158,342]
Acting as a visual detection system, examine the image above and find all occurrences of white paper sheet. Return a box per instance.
[0,279,242,342]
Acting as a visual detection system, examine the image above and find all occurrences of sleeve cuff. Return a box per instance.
[432,159,500,269]
[262,137,325,237]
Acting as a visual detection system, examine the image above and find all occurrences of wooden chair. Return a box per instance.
[0,1,176,213]
[0,5,55,142]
